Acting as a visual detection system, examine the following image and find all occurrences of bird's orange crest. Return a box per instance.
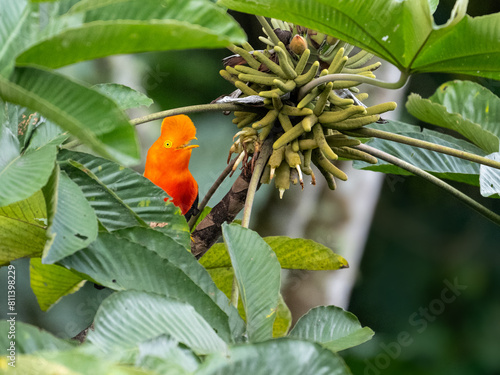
[160,114,198,150]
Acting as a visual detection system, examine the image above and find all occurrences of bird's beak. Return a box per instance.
[178,137,199,150]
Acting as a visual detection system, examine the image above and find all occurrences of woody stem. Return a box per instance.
[357,144,500,226]
[130,103,249,126]
[231,139,273,307]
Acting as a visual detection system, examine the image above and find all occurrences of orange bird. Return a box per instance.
[144,115,199,220]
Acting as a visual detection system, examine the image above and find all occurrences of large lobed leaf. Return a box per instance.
[222,224,281,343]
[218,0,500,80]
[16,0,247,69]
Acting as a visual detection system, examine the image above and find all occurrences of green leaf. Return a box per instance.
[88,290,228,355]
[428,0,439,14]
[42,166,98,263]
[0,67,140,165]
[200,236,348,270]
[0,103,66,152]
[58,150,190,245]
[25,117,68,151]
[116,226,245,339]
[206,267,292,338]
[13,348,157,375]
[197,338,352,375]
[0,0,31,76]
[273,296,292,338]
[222,223,281,342]
[0,190,46,265]
[60,230,244,343]
[353,121,487,185]
[0,117,20,168]
[0,320,75,355]
[480,152,500,198]
[289,306,374,352]
[137,336,200,374]
[29,257,86,311]
[412,13,500,78]
[0,132,57,207]
[16,0,246,69]
[93,83,153,110]
[192,206,212,231]
[264,237,349,270]
[219,0,431,68]
[219,0,500,80]
[406,81,500,153]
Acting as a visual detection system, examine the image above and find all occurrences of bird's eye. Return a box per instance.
[163,140,173,149]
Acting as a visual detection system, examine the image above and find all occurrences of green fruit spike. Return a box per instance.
[275,161,291,199]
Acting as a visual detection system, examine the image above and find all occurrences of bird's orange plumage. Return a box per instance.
[144,115,199,218]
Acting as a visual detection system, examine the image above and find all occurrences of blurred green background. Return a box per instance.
[1,1,499,373]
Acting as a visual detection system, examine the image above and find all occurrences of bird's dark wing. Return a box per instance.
[184,194,199,221]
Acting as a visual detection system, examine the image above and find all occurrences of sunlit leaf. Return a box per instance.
[0,191,46,265]
[29,257,86,311]
[201,236,348,270]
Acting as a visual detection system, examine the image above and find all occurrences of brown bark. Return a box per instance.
[191,164,252,258]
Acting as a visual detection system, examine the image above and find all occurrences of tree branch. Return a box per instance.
[188,157,238,231]
[130,103,247,126]
[346,127,500,170]
[191,164,252,258]
[242,139,273,228]
[357,143,500,226]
